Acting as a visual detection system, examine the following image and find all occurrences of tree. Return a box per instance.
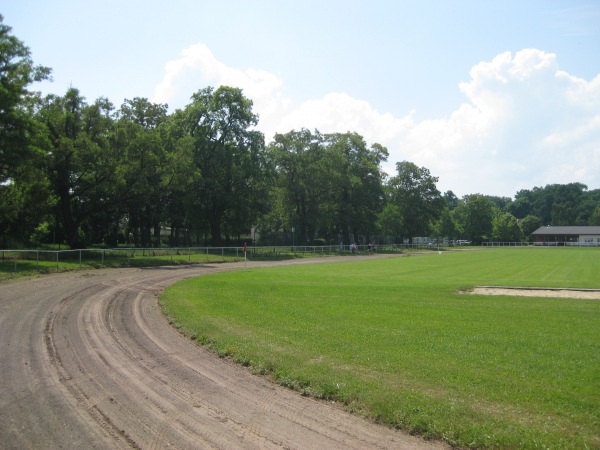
[523,183,588,225]
[0,172,55,246]
[508,192,531,218]
[323,133,388,244]
[267,129,326,245]
[519,215,542,241]
[115,98,169,247]
[180,86,269,245]
[386,161,443,242]
[590,206,600,226]
[38,88,121,248]
[453,194,496,244]
[433,207,459,241]
[0,15,51,183]
[492,211,522,242]
[377,202,403,240]
[488,196,512,211]
[443,190,459,210]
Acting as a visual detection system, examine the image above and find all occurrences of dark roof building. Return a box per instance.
[532,226,600,246]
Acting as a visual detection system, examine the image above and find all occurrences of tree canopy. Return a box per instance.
[1,18,599,249]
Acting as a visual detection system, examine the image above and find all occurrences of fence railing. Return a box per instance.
[0,243,449,273]
[0,247,247,272]
[482,242,531,247]
[532,242,600,247]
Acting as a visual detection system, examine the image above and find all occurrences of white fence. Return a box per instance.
[482,242,530,247]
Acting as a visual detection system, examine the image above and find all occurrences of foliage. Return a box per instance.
[432,207,459,241]
[386,161,443,242]
[265,129,388,245]
[519,214,542,241]
[114,97,170,247]
[442,190,459,210]
[512,183,597,225]
[452,194,496,244]
[1,16,599,249]
[266,129,325,244]
[37,89,122,248]
[0,15,51,183]
[491,211,522,242]
[591,205,600,225]
[179,86,270,245]
[376,203,403,239]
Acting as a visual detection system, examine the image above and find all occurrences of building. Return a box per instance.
[532,226,600,246]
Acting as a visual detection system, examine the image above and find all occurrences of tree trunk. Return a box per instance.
[57,183,80,249]
[210,222,222,246]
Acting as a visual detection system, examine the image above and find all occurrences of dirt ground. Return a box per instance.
[470,286,600,299]
[0,254,447,449]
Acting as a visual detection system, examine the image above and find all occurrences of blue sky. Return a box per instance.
[5,0,600,197]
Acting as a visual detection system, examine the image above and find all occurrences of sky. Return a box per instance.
[4,0,600,198]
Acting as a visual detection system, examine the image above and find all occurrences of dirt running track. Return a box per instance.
[0,256,447,450]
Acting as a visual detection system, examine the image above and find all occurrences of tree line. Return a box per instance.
[2,16,599,249]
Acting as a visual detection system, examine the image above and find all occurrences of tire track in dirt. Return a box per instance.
[1,258,447,449]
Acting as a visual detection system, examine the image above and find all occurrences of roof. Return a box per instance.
[532,226,600,235]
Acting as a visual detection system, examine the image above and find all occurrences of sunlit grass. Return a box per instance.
[161,248,600,449]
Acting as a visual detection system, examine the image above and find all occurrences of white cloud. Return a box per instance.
[152,43,290,132]
[154,46,600,198]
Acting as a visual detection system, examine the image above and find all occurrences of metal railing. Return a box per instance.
[0,247,246,273]
[0,243,448,273]
[482,242,531,247]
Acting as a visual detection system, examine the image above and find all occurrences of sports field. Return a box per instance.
[161,247,600,449]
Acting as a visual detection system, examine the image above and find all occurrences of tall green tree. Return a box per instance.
[508,192,532,219]
[492,211,522,242]
[180,86,269,245]
[0,15,54,246]
[38,88,121,248]
[115,98,169,247]
[453,194,496,244]
[518,183,587,225]
[0,15,51,182]
[386,161,443,242]
[443,190,459,210]
[376,202,403,241]
[488,196,512,211]
[267,129,326,245]
[433,207,459,241]
[590,205,600,226]
[158,109,196,245]
[519,215,543,241]
[324,133,388,244]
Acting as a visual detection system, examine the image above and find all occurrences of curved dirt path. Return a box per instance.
[0,255,446,449]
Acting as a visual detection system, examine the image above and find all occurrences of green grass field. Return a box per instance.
[161,247,600,449]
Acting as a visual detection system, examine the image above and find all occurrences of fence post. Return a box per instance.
[56,251,59,269]
[37,251,39,271]
[79,249,82,266]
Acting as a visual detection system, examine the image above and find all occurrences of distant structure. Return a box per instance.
[532,226,600,246]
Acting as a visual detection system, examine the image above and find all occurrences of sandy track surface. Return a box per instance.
[0,256,446,449]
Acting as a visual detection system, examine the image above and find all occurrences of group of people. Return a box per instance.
[342,243,376,253]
